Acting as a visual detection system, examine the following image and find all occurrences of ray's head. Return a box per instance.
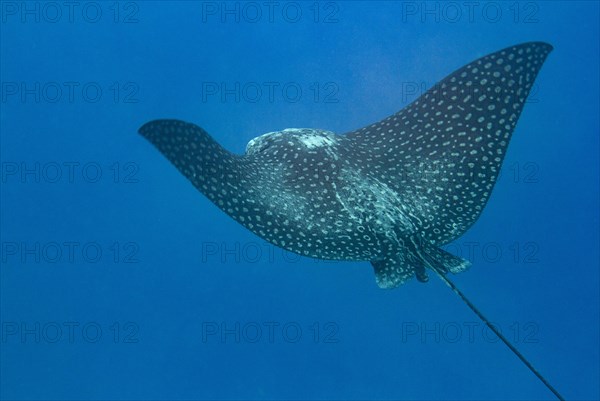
[245,128,340,159]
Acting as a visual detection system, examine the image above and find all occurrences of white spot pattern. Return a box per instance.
[139,42,553,289]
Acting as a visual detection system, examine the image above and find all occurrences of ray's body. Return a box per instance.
[140,42,553,287]
[139,42,564,400]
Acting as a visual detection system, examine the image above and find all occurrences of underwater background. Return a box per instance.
[1,1,598,400]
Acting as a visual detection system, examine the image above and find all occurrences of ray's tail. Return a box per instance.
[431,269,566,401]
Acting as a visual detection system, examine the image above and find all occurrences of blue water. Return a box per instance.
[1,1,598,400]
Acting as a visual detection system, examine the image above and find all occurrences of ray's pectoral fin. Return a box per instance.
[372,241,471,289]
[138,119,251,216]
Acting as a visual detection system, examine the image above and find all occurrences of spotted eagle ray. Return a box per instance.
[139,42,563,399]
